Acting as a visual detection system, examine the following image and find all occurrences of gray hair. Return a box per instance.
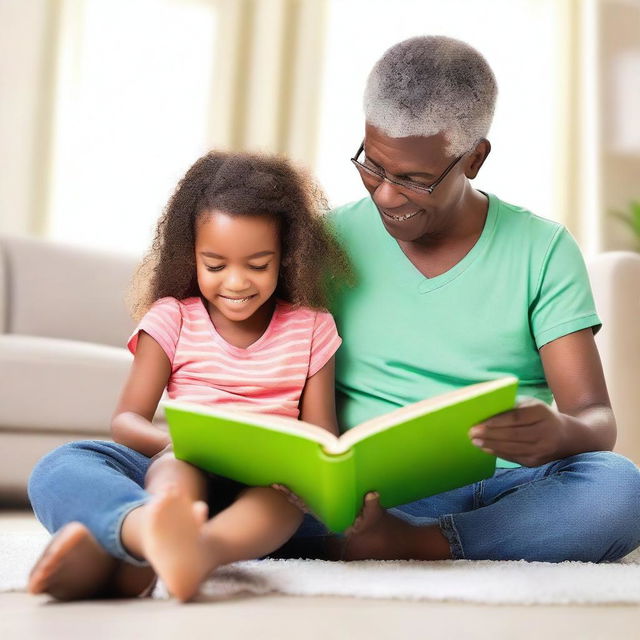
[364,36,498,155]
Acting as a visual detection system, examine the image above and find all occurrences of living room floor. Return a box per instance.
[2,510,639,640]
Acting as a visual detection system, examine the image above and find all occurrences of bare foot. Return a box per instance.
[342,493,416,561]
[28,522,155,600]
[141,487,218,601]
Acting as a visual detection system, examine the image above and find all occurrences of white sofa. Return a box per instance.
[0,236,136,501]
[0,235,638,503]
[587,252,640,467]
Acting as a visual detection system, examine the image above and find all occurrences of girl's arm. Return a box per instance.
[273,356,339,511]
[111,330,173,457]
[299,356,340,436]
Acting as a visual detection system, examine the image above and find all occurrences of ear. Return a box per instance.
[465,138,491,179]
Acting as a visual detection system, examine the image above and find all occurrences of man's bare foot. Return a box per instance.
[28,522,155,600]
[343,492,452,561]
[342,493,411,560]
[141,487,218,602]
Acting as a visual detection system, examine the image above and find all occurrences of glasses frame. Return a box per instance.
[350,141,464,195]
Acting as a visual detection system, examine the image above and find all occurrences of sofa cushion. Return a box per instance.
[0,334,131,433]
[0,432,112,501]
[1,235,137,347]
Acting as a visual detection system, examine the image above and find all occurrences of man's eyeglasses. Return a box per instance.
[350,141,464,195]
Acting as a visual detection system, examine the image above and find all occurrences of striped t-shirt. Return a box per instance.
[127,296,341,419]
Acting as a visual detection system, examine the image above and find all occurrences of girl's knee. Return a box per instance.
[27,440,103,519]
[145,453,207,499]
[145,451,177,483]
[29,440,96,486]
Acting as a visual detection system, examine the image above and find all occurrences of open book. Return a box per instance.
[163,376,518,533]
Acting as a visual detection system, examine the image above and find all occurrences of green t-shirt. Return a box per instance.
[328,193,601,468]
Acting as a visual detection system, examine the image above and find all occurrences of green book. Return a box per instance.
[163,376,518,533]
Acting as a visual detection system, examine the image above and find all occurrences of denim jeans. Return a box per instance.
[28,441,640,565]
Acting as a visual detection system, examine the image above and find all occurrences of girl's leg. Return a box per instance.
[120,452,208,568]
[27,440,157,599]
[201,486,304,562]
[118,452,210,566]
[140,485,303,601]
[144,451,209,502]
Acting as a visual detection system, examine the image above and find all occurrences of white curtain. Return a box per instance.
[11,0,638,254]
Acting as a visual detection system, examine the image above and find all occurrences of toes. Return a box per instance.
[28,572,47,594]
[28,522,87,585]
[362,492,382,515]
[27,522,116,600]
[359,492,376,514]
[345,510,367,536]
[346,492,383,536]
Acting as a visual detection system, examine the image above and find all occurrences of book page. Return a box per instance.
[326,376,518,455]
[161,400,339,450]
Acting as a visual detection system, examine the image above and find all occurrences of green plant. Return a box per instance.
[610,200,640,251]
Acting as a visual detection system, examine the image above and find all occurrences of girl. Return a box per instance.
[110,150,350,601]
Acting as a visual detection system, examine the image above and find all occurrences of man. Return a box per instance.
[27,35,640,600]
[326,35,640,562]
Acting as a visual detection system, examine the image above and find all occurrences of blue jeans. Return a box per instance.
[28,441,640,565]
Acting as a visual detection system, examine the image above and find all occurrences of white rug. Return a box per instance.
[3,530,640,605]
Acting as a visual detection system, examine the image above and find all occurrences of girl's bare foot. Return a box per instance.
[28,522,155,600]
[141,487,218,602]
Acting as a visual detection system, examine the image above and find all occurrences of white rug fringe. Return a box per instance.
[4,531,640,604]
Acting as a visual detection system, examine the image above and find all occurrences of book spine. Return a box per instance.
[316,447,356,533]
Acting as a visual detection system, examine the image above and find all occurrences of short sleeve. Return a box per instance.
[127,297,182,364]
[530,227,601,349]
[308,311,342,377]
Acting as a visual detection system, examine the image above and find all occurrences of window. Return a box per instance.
[47,0,218,253]
[315,0,563,222]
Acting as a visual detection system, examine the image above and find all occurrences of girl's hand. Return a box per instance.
[468,397,568,467]
[271,484,312,515]
[149,442,173,464]
[111,411,171,458]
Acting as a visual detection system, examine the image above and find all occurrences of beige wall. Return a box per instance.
[599,0,640,252]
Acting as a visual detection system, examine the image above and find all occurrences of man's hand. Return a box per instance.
[469,397,568,467]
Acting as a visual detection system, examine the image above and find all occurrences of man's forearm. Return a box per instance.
[557,405,617,458]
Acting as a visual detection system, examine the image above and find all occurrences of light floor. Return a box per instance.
[2,510,639,640]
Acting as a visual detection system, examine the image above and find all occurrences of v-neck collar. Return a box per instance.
[373,192,498,294]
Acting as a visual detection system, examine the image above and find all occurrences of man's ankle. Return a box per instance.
[408,523,453,560]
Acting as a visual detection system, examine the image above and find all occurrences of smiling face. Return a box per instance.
[361,123,487,243]
[195,210,281,327]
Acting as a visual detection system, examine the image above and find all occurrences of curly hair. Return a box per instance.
[128,151,352,321]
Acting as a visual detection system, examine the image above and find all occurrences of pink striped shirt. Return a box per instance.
[127,297,341,419]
